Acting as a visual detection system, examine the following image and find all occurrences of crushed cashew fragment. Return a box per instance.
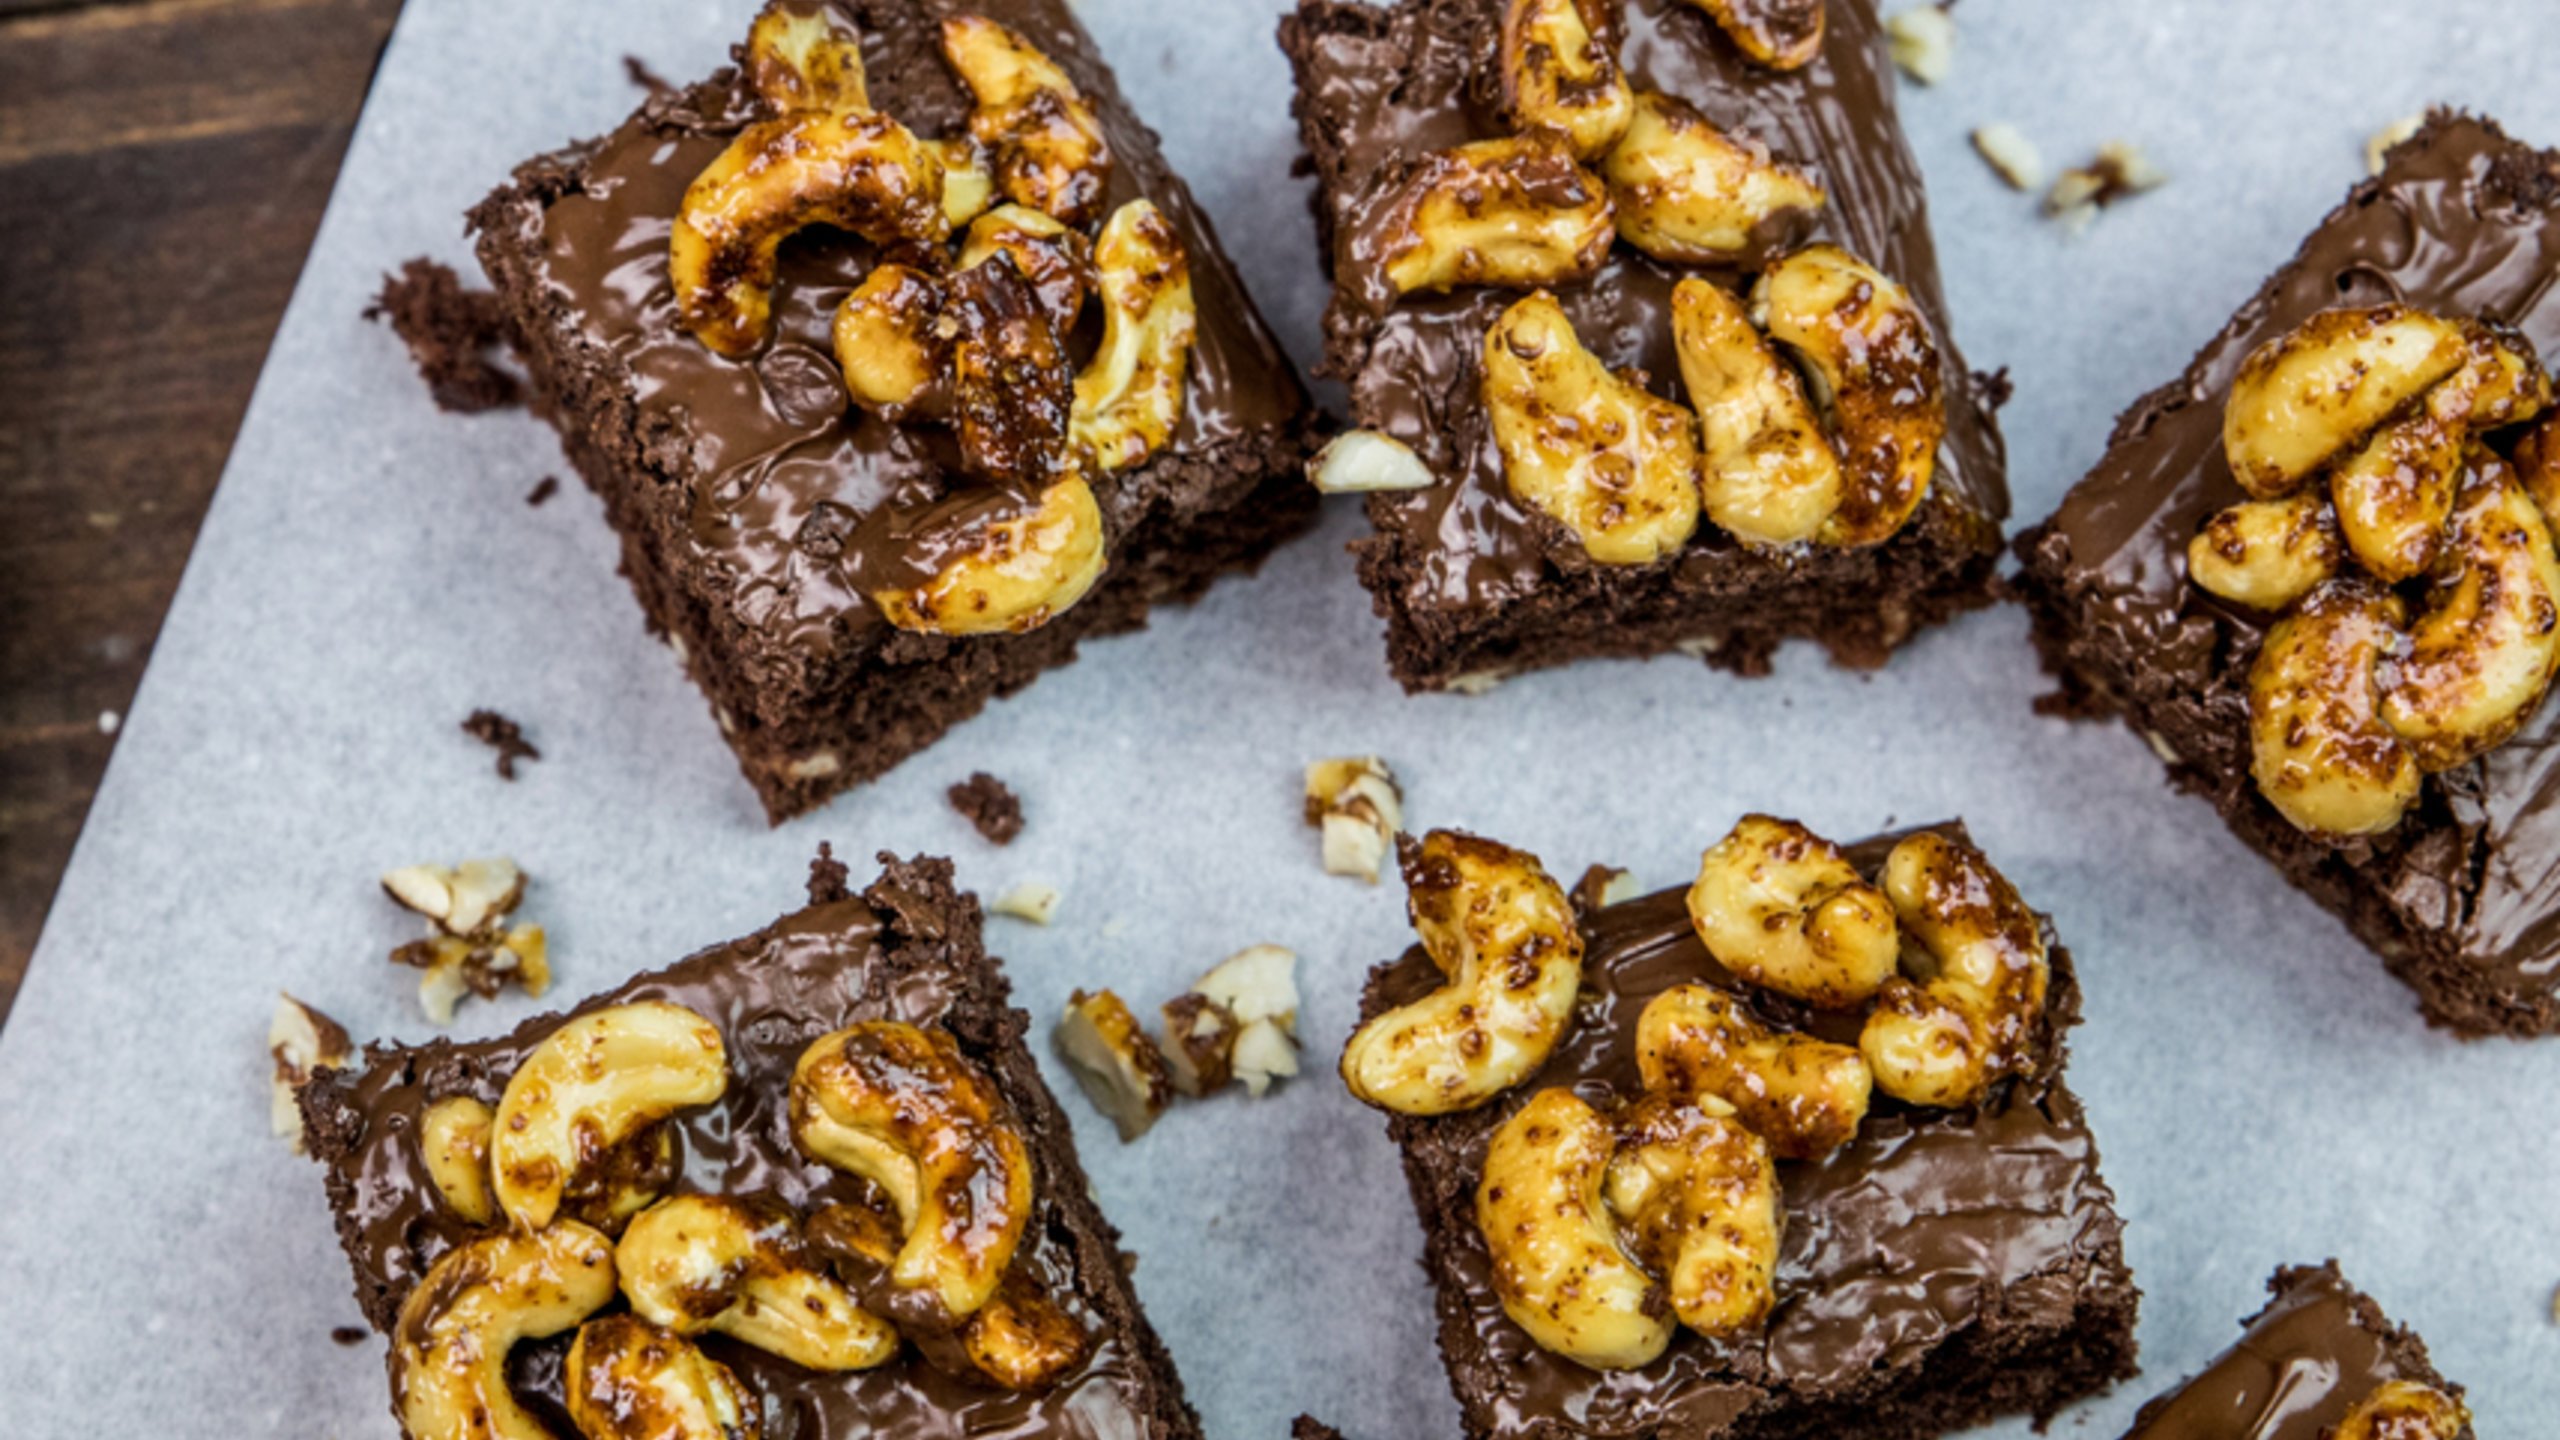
[1071,201,1197,476]
[2366,114,2424,177]
[267,993,352,1153]
[1055,989,1173,1140]
[1970,124,2045,192]
[1883,5,1953,85]
[2044,141,2166,228]
[1484,290,1703,565]
[1305,756,1404,884]
[1309,430,1435,494]
[381,856,549,1024]
[1185,946,1303,1097]
[989,881,1064,925]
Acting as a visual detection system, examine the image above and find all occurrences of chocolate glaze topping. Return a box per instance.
[2122,1265,2453,1439]
[1295,0,2005,617]
[2031,114,2560,1013]
[1369,827,2127,1438]
[496,0,1305,665]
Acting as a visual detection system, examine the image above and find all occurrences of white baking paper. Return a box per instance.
[3,1,2557,1435]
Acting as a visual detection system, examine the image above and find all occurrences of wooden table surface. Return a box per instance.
[0,0,403,1029]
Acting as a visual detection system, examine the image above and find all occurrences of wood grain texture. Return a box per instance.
[0,0,401,1028]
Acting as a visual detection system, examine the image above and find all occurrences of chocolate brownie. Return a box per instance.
[1351,824,2137,1440]
[299,852,1200,1440]
[2015,112,2560,1038]
[1281,0,2007,691]
[2120,1264,2473,1439]
[471,0,1320,821]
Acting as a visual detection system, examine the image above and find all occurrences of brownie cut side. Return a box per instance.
[2118,1263,2472,1439]
[471,0,1320,822]
[1280,0,2008,692]
[300,853,1200,1440]
[2015,112,2560,1038]
[1357,826,2139,1440]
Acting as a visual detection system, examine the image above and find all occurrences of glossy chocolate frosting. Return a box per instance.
[490,0,1307,672]
[1368,827,2129,1438]
[2121,1265,2458,1439]
[2028,114,2560,1019]
[1294,0,2006,617]
[306,860,1164,1440]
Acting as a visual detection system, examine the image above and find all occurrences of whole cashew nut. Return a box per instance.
[1671,276,1843,546]
[391,1221,618,1440]
[616,1193,895,1371]
[1475,1087,1672,1370]
[421,1095,499,1226]
[1602,1093,1780,1341]
[2222,305,2467,499]
[2247,578,2419,838]
[1071,200,1198,477]
[1686,814,1897,1009]
[1340,830,1585,1116]
[1858,832,2050,1109]
[745,0,868,114]
[1369,135,1616,300]
[1604,92,1826,266]
[833,263,947,416]
[941,15,1112,227]
[1635,983,1871,1159]
[869,475,1107,636]
[2378,451,2560,772]
[808,1199,1089,1391]
[492,1001,728,1232]
[1483,290,1704,566]
[1751,245,1946,548]
[790,1020,1034,1323]
[2186,492,2341,612]
[2328,322,2549,581]
[566,1314,764,1440]
[1679,0,1825,70]
[1494,0,1634,160]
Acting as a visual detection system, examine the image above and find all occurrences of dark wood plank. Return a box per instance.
[0,0,402,1029]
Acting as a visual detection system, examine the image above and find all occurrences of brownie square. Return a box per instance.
[2015,113,2560,1037]
[1355,825,2138,1440]
[2119,1263,2473,1439]
[299,852,1199,1440]
[472,0,1320,822]
[1281,0,2008,691]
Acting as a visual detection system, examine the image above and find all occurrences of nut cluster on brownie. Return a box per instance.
[2187,305,2560,838]
[673,0,1198,637]
[388,998,1088,1439]
[1337,816,2052,1369]
[1312,0,1950,561]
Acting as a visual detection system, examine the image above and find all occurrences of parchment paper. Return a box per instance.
[4,1,2557,1435]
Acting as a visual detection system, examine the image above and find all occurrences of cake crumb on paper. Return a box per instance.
[948,771,1025,845]
[462,708,541,781]
[365,258,519,414]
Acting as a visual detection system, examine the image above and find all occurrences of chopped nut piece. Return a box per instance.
[1159,993,1237,1097]
[2045,141,2166,227]
[382,857,548,1023]
[1970,123,2044,191]
[1569,864,1642,915]
[990,882,1063,925]
[1070,201,1197,477]
[1187,946,1302,1097]
[1055,990,1173,1140]
[1309,430,1435,494]
[2367,114,2424,176]
[1304,756,1404,884]
[382,856,526,939]
[1883,4,1953,85]
[268,993,353,1153]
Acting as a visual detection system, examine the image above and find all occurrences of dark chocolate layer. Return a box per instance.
[2121,1263,2469,1440]
[2016,113,2560,1036]
[1363,827,2137,1440]
[300,856,1194,1440]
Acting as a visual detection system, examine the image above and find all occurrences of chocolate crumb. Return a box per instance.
[808,842,852,905]
[526,476,560,507]
[1974,366,2015,411]
[330,1326,368,1347]
[948,772,1025,845]
[365,259,519,414]
[624,53,674,96]
[461,709,541,781]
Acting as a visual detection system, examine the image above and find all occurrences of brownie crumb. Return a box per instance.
[330,1326,368,1347]
[948,772,1025,845]
[525,476,560,507]
[365,259,519,414]
[1974,366,2015,411]
[461,709,541,780]
[624,53,673,96]
[808,842,852,905]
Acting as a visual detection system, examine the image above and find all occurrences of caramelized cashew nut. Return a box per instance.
[790,1020,1034,1322]
[1494,0,1635,160]
[2186,492,2341,612]
[833,262,948,416]
[1340,830,1586,1115]
[1071,200,1198,476]
[1671,276,1843,545]
[1483,290,1704,566]
[944,255,1076,486]
[941,15,1112,227]
[961,203,1095,339]
[2377,451,2560,772]
[1604,91,1825,265]
[2330,1380,2471,1440]
[1858,832,2050,1108]
[2328,322,2549,580]
[1602,1093,1781,1341]
[617,1193,896,1371]
[392,1221,618,1440]
[1680,0,1825,71]
[567,1314,764,1440]
[1686,814,1897,1009]
[809,1199,1089,1391]
[1635,983,1871,1159]
[1369,135,1616,300]
[421,1095,499,1226]
[2247,578,2419,837]
[1751,245,1945,547]
[1475,1087,1672,1370]
[491,1002,728,1232]
[869,475,1107,636]
[745,0,869,114]
[2222,305,2467,499]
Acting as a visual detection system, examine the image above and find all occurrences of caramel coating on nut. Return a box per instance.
[1055,988,1172,1142]
[1686,814,1897,1009]
[790,1020,1033,1322]
[1603,1092,1780,1341]
[2222,305,2467,499]
[2330,1380,2471,1440]
[672,109,951,358]
[567,1315,764,1440]
[870,475,1107,637]
[1483,290,1703,566]
[1370,135,1615,299]
[941,15,1112,227]
[392,1221,618,1440]
[946,255,1076,486]
[491,1001,728,1233]
[421,1095,498,1227]
[2186,492,2341,612]
[1475,1087,1671,1370]
[1340,830,1586,1116]
[617,1193,895,1372]
[1605,91,1825,266]
[961,1269,1092,1392]
[1858,832,2050,1109]
[1493,0,1634,160]
[1634,984,1871,1159]
[962,203,1094,339]
[2248,578,2419,838]
[932,136,997,229]
[1671,276,1843,546]
[745,0,868,114]
[2378,451,2560,773]
[1072,200,1197,477]
[1681,0,1825,70]
[1751,245,1944,547]
[2330,322,2549,581]
[833,263,947,416]
[2513,410,2560,524]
